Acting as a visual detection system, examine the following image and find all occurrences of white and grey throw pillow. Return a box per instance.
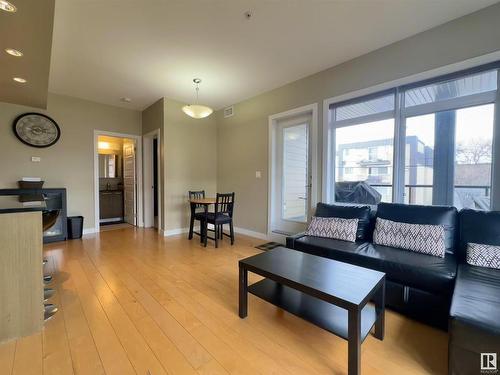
[466,243,500,270]
[373,217,446,258]
[305,216,358,242]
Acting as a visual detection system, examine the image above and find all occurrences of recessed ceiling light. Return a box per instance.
[0,1,17,12]
[5,48,23,57]
[13,77,27,83]
[120,97,132,103]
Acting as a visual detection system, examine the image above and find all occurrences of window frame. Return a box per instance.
[325,61,500,210]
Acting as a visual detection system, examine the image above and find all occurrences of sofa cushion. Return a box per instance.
[373,217,446,258]
[459,209,500,262]
[293,235,457,295]
[448,264,500,375]
[292,235,366,259]
[376,203,458,253]
[305,216,358,242]
[450,264,500,335]
[466,243,500,270]
[314,203,372,241]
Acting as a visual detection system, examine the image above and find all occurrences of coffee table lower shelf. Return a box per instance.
[248,278,377,342]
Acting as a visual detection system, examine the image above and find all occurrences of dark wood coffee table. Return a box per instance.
[239,247,385,375]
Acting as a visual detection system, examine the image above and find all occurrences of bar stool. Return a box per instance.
[42,257,58,321]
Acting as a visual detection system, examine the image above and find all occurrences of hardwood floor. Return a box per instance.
[1,227,448,374]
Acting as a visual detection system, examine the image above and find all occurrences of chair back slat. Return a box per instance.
[215,192,235,216]
[189,190,205,210]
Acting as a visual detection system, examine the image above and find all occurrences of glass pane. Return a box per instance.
[454,104,494,210]
[282,124,308,222]
[335,93,395,122]
[335,119,394,204]
[405,70,497,108]
[404,114,434,205]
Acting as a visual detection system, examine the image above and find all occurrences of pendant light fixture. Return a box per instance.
[182,78,213,119]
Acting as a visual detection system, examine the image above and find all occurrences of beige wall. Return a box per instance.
[215,3,500,234]
[142,99,164,135]
[142,98,165,230]
[0,93,141,230]
[141,97,217,233]
[163,98,217,232]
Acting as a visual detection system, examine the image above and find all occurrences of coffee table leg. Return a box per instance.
[348,308,361,375]
[374,278,385,340]
[239,265,248,318]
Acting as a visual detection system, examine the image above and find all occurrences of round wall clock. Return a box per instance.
[13,113,61,148]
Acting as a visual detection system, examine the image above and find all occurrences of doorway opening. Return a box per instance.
[143,129,162,231]
[94,131,143,233]
[268,104,318,241]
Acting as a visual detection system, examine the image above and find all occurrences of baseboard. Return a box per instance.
[234,227,269,240]
[161,226,268,240]
[163,227,189,237]
[82,228,98,236]
[99,217,123,223]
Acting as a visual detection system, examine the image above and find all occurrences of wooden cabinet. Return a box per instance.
[99,191,123,219]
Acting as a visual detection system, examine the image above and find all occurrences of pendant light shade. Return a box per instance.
[183,78,213,119]
[182,104,213,119]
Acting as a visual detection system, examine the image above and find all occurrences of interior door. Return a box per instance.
[123,140,136,225]
[272,114,312,235]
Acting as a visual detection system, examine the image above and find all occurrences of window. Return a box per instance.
[404,114,434,205]
[327,64,499,210]
[332,91,395,205]
[454,104,494,210]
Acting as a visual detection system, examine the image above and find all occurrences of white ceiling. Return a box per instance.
[48,0,499,111]
[0,0,54,108]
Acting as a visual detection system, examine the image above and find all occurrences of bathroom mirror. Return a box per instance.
[98,154,122,178]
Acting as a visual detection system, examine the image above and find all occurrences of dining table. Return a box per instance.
[189,197,216,245]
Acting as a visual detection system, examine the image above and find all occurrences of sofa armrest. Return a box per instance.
[286,232,307,249]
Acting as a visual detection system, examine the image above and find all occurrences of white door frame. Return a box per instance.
[268,103,319,240]
[143,129,162,232]
[93,130,144,233]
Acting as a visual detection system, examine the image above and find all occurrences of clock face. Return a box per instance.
[13,113,61,148]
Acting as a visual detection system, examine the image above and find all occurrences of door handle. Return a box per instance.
[297,197,307,200]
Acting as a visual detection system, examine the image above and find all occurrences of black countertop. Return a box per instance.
[0,196,47,214]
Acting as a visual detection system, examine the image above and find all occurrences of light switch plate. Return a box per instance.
[31,156,41,162]
[255,171,262,179]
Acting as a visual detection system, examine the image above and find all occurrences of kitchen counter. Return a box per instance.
[0,196,47,214]
[0,206,44,342]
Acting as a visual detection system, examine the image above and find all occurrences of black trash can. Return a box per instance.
[67,216,84,239]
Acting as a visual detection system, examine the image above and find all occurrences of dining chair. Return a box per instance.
[188,190,205,241]
[201,192,235,248]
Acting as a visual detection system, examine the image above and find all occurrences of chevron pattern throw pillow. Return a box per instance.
[305,216,358,242]
[373,217,446,257]
[466,243,500,269]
